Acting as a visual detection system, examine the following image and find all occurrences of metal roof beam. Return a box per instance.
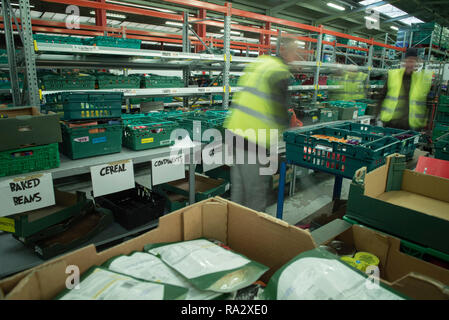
[269,0,302,15]
[383,14,412,23]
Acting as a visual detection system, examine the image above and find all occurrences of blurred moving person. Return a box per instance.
[330,65,367,101]
[377,48,433,131]
[223,38,304,212]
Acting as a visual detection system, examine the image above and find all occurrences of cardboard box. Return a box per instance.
[346,154,449,254]
[0,198,448,300]
[0,107,62,152]
[312,220,449,300]
[0,198,317,299]
[272,168,293,190]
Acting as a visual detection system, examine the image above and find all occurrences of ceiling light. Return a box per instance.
[364,16,378,23]
[89,11,126,19]
[327,3,345,11]
[390,26,399,31]
[106,1,176,13]
[165,21,184,27]
[296,41,306,45]
[220,29,242,36]
[10,3,35,8]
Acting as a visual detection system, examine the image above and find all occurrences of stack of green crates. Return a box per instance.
[122,118,177,151]
[34,34,84,45]
[411,22,441,47]
[85,36,141,49]
[96,74,141,89]
[433,95,449,141]
[142,74,184,88]
[44,92,124,160]
[440,27,449,50]
[0,71,24,89]
[39,73,96,90]
[434,132,449,161]
[328,100,367,117]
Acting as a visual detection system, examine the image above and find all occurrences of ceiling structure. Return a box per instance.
[3,0,449,48]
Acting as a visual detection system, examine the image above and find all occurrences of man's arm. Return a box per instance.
[269,74,290,128]
[375,75,388,119]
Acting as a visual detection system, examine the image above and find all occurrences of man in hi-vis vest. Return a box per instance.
[224,38,304,212]
[377,48,433,131]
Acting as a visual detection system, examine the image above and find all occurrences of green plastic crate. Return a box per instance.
[85,36,141,49]
[44,92,123,120]
[331,122,420,159]
[319,108,338,123]
[440,96,449,105]
[343,215,449,264]
[156,173,228,202]
[123,120,177,150]
[434,132,449,161]
[152,188,189,213]
[437,105,449,114]
[4,191,89,238]
[432,121,449,140]
[34,34,84,45]
[176,114,226,142]
[0,143,60,177]
[40,74,96,91]
[436,111,449,123]
[96,74,141,89]
[283,125,402,179]
[329,105,359,120]
[61,121,122,160]
[142,74,184,88]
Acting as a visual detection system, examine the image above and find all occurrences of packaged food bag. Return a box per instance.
[103,252,223,300]
[263,248,406,300]
[55,267,188,300]
[144,238,269,293]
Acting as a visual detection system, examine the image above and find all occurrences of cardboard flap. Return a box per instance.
[7,260,68,300]
[390,272,449,300]
[202,202,227,244]
[182,205,203,241]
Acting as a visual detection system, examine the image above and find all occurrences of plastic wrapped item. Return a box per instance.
[55,267,188,300]
[144,238,269,293]
[262,248,405,300]
[103,252,223,300]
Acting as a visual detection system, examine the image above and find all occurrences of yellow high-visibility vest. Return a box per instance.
[224,55,291,148]
[380,68,433,129]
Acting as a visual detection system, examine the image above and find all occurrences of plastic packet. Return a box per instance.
[55,266,188,300]
[262,248,405,300]
[144,238,269,293]
[103,252,223,300]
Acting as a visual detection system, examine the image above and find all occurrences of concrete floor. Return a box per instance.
[265,170,351,226]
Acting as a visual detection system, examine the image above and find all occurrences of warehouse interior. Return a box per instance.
[0,0,448,301]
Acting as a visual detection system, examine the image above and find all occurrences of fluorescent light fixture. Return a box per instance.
[89,11,126,19]
[220,29,242,36]
[165,21,183,27]
[106,1,176,13]
[296,41,306,45]
[10,3,35,8]
[364,16,378,22]
[390,26,399,31]
[327,3,345,11]
[142,41,160,45]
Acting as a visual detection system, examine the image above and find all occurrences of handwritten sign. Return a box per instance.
[0,173,55,217]
[91,160,135,197]
[151,155,185,186]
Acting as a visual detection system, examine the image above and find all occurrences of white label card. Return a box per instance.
[151,155,185,186]
[91,160,135,197]
[0,173,55,217]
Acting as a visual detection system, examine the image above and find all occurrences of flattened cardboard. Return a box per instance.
[0,107,62,152]
[0,197,316,299]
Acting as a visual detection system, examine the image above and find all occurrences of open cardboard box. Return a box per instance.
[312,219,449,300]
[346,153,449,254]
[1,197,448,300]
[0,107,62,152]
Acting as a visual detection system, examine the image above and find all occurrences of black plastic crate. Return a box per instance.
[95,183,166,230]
